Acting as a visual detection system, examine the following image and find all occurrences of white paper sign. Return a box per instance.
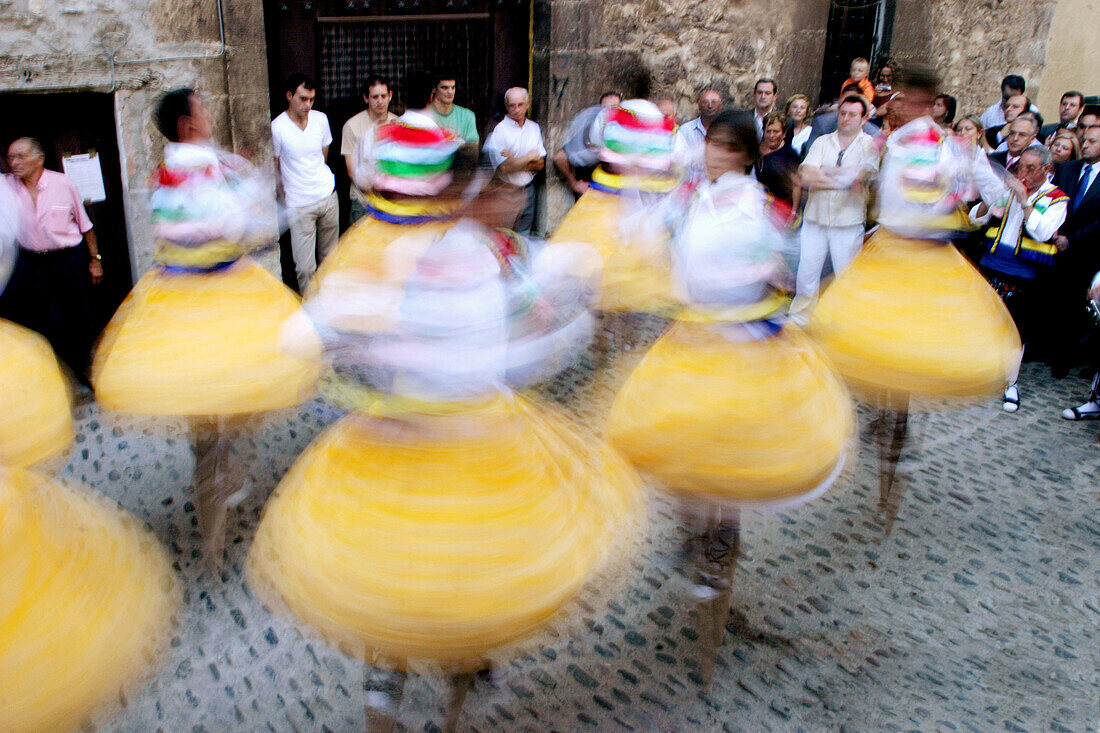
[61,153,107,203]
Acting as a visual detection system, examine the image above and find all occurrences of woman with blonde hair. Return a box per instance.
[784,93,812,156]
[1048,129,1081,167]
[954,114,990,152]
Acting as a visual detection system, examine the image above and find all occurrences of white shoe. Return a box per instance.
[1061,401,1100,420]
[1002,385,1020,413]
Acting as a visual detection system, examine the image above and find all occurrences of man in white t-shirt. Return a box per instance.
[793,94,879,312]
[272,73,337,292]
[482,87,546,234]
[341,74,397,225]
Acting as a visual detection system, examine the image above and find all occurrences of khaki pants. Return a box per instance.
[795,221,865,301]
[288,191,339,292]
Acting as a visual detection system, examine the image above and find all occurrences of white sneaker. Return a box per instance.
[1002,385,1020,413]
[1061,400,1100,420]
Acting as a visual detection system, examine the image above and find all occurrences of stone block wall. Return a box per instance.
[891,0,1061,118]
[533,0,831,232]
[0,0,276,278]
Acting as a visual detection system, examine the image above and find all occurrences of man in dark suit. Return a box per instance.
[1049,124,1100,374]
[1039,90,1083,144]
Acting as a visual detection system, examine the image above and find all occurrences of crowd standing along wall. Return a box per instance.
[2,0,1096,264]
[0,0,275,278]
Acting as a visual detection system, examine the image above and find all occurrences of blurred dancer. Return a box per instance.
[607,112,852,673]
[314,70,463,287]
[92,88,321,564]
[0,180,178,733]
[249,219,639,731]
[807,67,1021,531]
[0,178,73,468]
[550,99,683,315]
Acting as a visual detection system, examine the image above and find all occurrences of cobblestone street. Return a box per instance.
[59,335,1099,733]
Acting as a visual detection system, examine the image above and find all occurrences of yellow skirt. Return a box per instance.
[92,259,321,416]
[808,231,1022,404]
[312,216,455,290]
[247,395,642,671]
[550,189,675,313]
[608,321,853,504]
[0,468,178,733]
[0,320,73,467]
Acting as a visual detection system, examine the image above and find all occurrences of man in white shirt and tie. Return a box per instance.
[483,87,546,234]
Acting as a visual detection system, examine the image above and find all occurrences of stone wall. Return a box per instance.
[891,0,1060,118]
[0,0,276,278]
[533,0,831,232]
[1036,0,1100,120]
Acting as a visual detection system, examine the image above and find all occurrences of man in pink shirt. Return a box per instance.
[2,136,102,384]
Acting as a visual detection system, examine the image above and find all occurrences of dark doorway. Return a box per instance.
[819,0,895,104]
[263,0,532,288]
[0,92,133,334]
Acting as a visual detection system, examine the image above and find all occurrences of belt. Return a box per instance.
[19,245,83,256]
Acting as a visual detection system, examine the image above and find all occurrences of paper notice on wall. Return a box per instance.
[62,153,107,203]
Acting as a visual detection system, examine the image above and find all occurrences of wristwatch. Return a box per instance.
[92,253,102,261]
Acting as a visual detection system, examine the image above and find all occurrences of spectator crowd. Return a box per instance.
[3,62,1099,431]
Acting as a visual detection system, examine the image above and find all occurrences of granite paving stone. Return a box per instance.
[44,325,1100,731]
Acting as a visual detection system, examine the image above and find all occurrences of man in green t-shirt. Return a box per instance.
[430,72,479,148]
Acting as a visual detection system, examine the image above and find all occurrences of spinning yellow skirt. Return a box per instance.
[608,321,853,504]
[550,189,674,314]
[313,215,455,288]
[93,259,321,415]
[808,231,1022,403]
[0,320,72,467]
[0,468,178,733]
[247,395,642,671]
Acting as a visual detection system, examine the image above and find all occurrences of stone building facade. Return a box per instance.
[1,0,1095,281]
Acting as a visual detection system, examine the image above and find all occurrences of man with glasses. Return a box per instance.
[2,137,101,385]
[970,145,1068,411]
[793,94,878,313]
[990,116,1042,172]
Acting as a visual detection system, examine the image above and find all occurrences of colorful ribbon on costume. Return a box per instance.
[154,238,248,270]
[365,191,459,225]
[589,166,680,195]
